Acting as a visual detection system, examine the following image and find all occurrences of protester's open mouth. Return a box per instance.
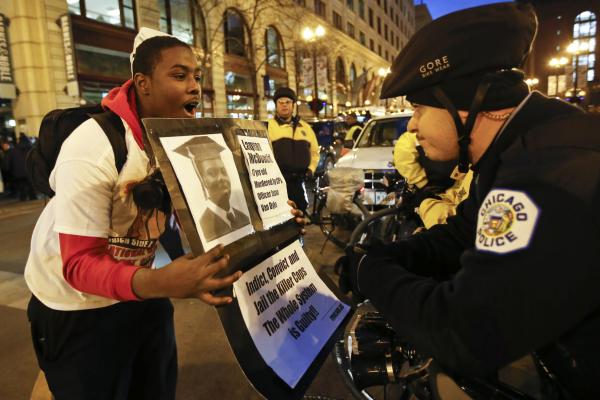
[183,101,199,116]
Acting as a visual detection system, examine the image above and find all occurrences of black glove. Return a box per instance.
[411,187,442,208]
[336,245,368,302]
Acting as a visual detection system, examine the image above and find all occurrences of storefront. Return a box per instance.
[63,1,137,104]
[0,13,16,142]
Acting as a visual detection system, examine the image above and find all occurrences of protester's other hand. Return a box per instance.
[132,245,242,305]
[288,200,306,235]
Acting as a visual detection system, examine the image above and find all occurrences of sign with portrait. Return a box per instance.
[161,133,253,248]
[143,118,351,400]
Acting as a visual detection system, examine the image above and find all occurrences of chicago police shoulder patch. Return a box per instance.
[476,188,539,254]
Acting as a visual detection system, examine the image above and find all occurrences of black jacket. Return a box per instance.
[358,92,600,398]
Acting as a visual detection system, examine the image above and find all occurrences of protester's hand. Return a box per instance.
[132,245,242,305]
[288,199,306,235]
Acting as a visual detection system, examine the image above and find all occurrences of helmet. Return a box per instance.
[381,2,538,172]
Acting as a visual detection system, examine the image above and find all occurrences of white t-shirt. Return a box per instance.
[25,117,162,311]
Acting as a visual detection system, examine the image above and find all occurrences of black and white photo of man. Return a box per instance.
[173,135,250,241]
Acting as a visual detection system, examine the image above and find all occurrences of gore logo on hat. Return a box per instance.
[419,56,451,78]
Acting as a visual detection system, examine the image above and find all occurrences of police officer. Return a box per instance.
[343,112,362,148]
[345,3,600,398]
[268,87,319,214]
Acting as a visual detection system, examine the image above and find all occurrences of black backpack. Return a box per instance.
[27,104,127,197]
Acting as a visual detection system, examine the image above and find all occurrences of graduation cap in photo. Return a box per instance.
[173,135,227,164]
[173,135,229,193]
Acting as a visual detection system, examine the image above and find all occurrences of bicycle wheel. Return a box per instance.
[314,190,356,249]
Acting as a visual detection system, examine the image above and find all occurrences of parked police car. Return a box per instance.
[334,111,413,206]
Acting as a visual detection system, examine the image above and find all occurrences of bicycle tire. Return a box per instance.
[315,192,355,249]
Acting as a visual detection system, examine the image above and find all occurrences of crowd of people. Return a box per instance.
[1,133,38,201]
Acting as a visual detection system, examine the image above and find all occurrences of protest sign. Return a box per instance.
[233,240,350,388]
[238,136,292,228]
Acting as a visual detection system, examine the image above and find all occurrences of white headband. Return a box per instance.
[130,27,174,76]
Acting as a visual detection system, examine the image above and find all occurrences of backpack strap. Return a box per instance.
[91,110,127,173]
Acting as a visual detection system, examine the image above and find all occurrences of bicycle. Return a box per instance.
[331,191,571,400]
[308,170,419,251]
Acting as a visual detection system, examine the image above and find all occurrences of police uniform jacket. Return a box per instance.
[358,92,600,398]
[267,117,319,175]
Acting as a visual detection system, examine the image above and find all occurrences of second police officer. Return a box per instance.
[267,87,319,215]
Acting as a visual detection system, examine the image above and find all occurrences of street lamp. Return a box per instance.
[302,25,326,117]
[566,40,589,103]
[525,77,539,87]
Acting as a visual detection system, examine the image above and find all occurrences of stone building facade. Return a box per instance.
[0,0,415,139]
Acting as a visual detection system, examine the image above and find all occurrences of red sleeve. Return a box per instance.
[59,233,141,301]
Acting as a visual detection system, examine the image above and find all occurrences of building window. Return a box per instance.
[349,63,357,86]
[224,9,247,57]
[369,38,374,51]
[347,22,355,38]
[384,24,388,40]
[68,0,136,29]
[333,11,343,30]
[377,17,381,35]
[385,50,389,60]
[358,0,365,19]
[347,0,354,11]
[378,44,381,56]
[265,26,285,69]
[369,8,374,27]
[359,31,366,46]
[158,0,194,44]
[295,0,306,5]
[572,11,596,83]
[315,0,326,17]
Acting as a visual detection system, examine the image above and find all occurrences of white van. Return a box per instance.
[335,111,413,205]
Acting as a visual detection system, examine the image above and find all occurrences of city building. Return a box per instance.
[0,0,415,141]
[525,0,599,109]
[414,1,432,32]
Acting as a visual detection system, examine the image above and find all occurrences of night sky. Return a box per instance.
[419,0,505,19]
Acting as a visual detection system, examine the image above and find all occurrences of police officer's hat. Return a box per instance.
[380,2,537,110]
[274,87,297,103]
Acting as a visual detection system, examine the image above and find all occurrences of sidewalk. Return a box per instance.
[0,197,353,399]
[0,196,46,220]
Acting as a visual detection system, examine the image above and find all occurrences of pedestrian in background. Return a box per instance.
[6,133,36,201]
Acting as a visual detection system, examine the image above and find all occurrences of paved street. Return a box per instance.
[0,198,351,400]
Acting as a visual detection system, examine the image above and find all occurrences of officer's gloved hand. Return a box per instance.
[411,187,442,208]
[337,244,369,303]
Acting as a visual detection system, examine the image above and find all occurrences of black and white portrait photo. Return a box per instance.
[161,134,253,248]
